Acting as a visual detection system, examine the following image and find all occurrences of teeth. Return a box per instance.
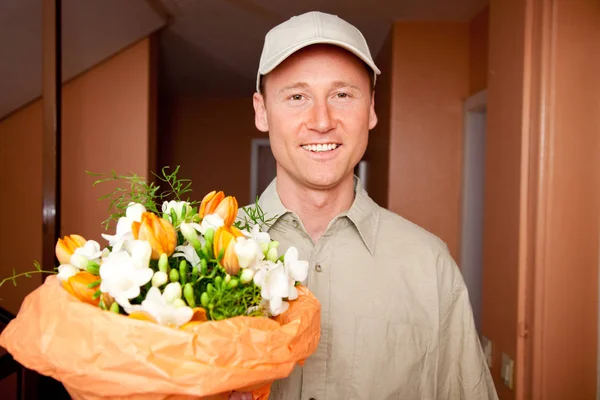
[301,143,339,152]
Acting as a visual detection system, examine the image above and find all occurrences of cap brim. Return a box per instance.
[256,38,381,92]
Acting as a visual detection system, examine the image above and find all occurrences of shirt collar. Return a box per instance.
[257,176,380,255]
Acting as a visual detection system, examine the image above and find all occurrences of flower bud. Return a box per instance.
[169,268,179,283]
[267,247,279,262]
[183,283,196,307]
[158,253,169,273]
[240,268,255,284]
[55,234,86,265]
[131,212,177,260]
[109,302,120,314]
[213,226,245,276]
[152,271,168,287]
[204,227,215,243]
[61,271,100,306]
[163,282,182,303]
[180,222,199,243]
[172,298,187,308]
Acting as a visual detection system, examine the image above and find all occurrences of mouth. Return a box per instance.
[301,143,341,152]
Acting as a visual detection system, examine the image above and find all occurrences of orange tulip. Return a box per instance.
[55,234,87,265]
[61,271,100,306]
[199,191,238,226]
[199,190,224,217]
[132,212,177,260]
[213,225,245,275]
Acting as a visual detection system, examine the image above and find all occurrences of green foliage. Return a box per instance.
[87,165,197,230]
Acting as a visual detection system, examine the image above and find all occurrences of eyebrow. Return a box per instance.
[277,82,309,95]
[277,80,362,95]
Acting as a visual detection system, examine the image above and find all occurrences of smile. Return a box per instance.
[301,143,340,152]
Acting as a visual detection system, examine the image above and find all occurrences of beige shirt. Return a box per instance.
[247,178,498,400]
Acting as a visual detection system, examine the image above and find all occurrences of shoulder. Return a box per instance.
[376,207,448,256]
[374,207,462,289]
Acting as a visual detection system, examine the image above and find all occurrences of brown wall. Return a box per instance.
[529,0,599,397]
[0,37,155,314]
[481,0,526,397]
[61,38,156,242]
[363,28,393,208]
[0,101,44,315]
[158,96,267,206]
[387,21,470,260]
[469,6,489,96]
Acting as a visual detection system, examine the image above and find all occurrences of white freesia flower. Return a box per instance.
[248,224,271,253]
[253,260,291,316]
[282,246,309,300]
[234,236,263,270]
[163,282,183,303]
[162,200,192,226]
[179,222,203,243]
[240,268,255,284]
[199,214,224,234]
[70,240,103,269]
[57,264,78,282]
[99,240,153,311]
[251,246,309,316]
[173,244,201,268]
[152,271,168,287]
[101,202,146,251]
[134,286,193,327]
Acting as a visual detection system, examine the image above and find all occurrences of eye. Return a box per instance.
[290,94,304,101]
[336,92,349,98]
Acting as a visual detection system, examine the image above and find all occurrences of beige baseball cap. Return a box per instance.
[256,11,381,92]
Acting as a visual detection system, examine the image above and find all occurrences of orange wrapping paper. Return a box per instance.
[0,276,321,399]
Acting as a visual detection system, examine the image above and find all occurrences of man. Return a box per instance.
[233,11,498,400]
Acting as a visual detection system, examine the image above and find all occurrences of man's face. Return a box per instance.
[253,45,378,191]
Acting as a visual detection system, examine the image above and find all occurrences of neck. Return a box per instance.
[276,171,356,243]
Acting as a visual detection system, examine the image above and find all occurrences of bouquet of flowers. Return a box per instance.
[0,167,321,399]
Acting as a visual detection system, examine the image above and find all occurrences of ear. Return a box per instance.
[253,92,269,132]
[368,91,378,130]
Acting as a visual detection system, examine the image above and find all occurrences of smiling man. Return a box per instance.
[233,11,498,400]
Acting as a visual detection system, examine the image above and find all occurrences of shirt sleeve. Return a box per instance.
[436,245,499,400]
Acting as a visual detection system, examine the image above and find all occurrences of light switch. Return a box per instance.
[501,352,514,389]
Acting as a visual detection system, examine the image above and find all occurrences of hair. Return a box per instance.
[258,57,375,99]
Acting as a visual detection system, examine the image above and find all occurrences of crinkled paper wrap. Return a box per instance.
[0,275,321,399]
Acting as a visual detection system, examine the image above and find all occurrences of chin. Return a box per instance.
[301,171,349,190]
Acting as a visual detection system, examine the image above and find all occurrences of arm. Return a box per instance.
[436,246,499,400]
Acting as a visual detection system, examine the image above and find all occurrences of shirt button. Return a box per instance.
[314,264,322,272]
[292,219,299,228]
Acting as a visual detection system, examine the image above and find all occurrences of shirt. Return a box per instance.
[249,177,498,400]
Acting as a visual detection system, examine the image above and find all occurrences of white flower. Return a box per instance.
[134,286,193,327]
[251,246,309,316]
[282,246,309,300]
[244,224,271,253]
[162,200,192,226]
[180,222,203,243]
[101,202,146,251]
[152,271,168,287]
[163,282,183,303]
[126,202,146,221]
[173,244,201,269]
[70,240,104,269]
[240,268,255,284]
[199,214,224,234]
[234,236,263,270]
[99,240,153,311]
[253,260,290,316]
[57,264,78,282]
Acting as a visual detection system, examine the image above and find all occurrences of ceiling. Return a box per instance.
[0,0,488,119]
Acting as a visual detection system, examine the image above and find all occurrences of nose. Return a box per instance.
[306,101,334,133]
